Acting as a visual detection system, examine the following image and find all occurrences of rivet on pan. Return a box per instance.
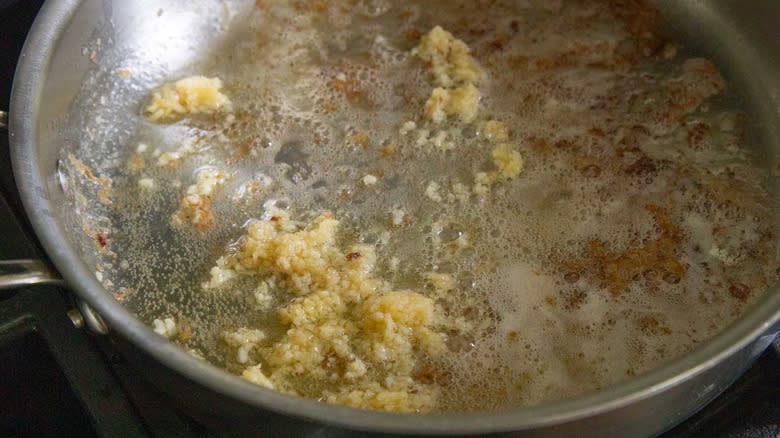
[77,299,109,335]
[67,308,85,329]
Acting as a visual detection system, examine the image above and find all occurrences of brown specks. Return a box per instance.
[662,272,680,284]
[170,169,225,234]
[413,363,436,384]
[319,100,339,114]
[588,127,607,138]
[346,132,370,148]
[381,143,398,157]
[337,187,354,202]
[171,195,215,234]
[96,177,113,206]
[507,55,529,70]
[637,315,671,336]
[68,154,112,205]
[68,154,96,181]
[126,154,145,174]
[309,0,327,13]
[554,138,576,149]
[567,205,684,296]
[665,58,725,119]
[606,0,664,57]
[176,318,194,342]
[580,164,602,178]
[624,155,659,176]
[686,122,711,150]
[488,33,510,52]
[331,67,375,108]
[413,363,452,386]
[563,289,587,310]
[728,282,751,302]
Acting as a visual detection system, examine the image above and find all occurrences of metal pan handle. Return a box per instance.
[0,114,64,290]
[0,110,107,334]
[0,259,65,289]
[0,259,108,334]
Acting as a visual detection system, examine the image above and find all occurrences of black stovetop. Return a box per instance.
[0,1,778,437]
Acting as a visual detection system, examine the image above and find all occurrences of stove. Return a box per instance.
[0,1,778,437]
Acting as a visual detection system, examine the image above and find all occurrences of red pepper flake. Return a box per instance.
[95,233,107,248]
[346,252,361,261]
[270,216,280,222]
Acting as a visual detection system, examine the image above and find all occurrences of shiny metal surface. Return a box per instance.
[76,298,109,335]
[7,0,780,435]
[0,259,65,290]
[67,307,86,328]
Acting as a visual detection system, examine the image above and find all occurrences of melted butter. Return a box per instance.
[99,0,777,412]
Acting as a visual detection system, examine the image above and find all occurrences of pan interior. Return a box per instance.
[43,0,779,413]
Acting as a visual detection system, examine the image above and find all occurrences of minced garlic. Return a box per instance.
[390,207,406,226]
[479,120,510,142]
[450,182,471,203]
[470,145,524,195]
[153,317,178,338]
[253,280,275,309]
[492,143,524,179]
[399,120,417,135]
[424,85,479,123]
[362,174,378,186]
[425,181,443,202]
[222,328,266,365]
[415,26,481,123]
[207,212,445,412]
[145,76,231,123]
[170,168,226,233]
[138,177,155,190]
[413,26,481,87]
[424,272,455,293]
[242,364,275,389]
[473,171,494,195]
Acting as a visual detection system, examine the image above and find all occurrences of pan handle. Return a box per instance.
[0,259,66,290]
[0,259,109,334]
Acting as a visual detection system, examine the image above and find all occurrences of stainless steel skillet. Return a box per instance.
[3,0,780,435]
